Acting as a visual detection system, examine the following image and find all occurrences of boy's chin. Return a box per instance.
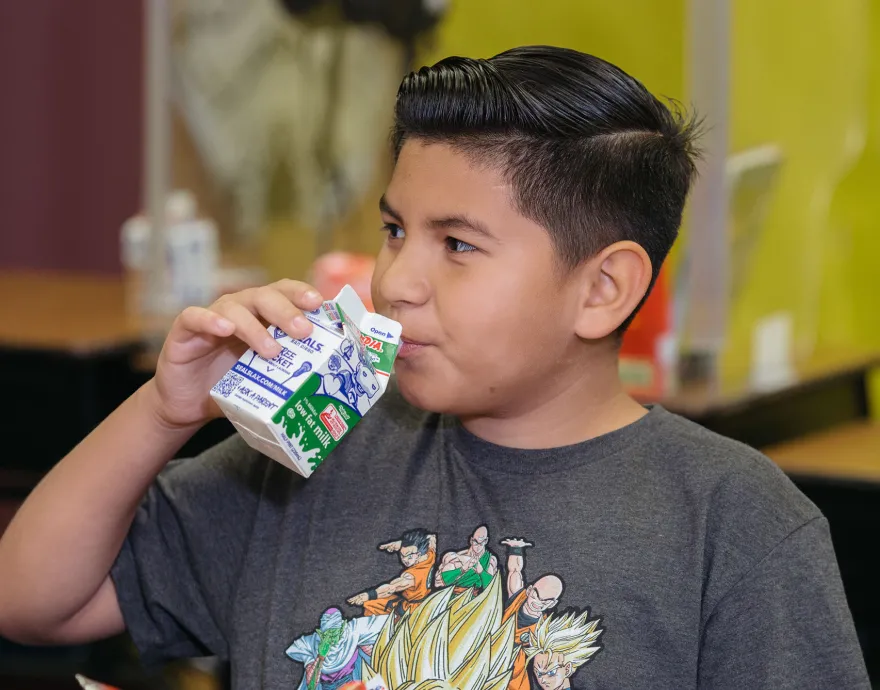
[396,374,445,413]
[395,370,468,415]
[395,372,501,419]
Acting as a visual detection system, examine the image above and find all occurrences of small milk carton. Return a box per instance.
[210,285,401,477]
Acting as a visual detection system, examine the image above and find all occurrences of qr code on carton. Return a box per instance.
[212,371,243,398]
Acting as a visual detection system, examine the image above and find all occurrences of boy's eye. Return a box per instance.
[445,237,477,254]
[382,223,405,240]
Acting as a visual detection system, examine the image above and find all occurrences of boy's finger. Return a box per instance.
[171,306,235,343]
[212,300,282,360]
[271,279,324,311]
[252,285,313,339]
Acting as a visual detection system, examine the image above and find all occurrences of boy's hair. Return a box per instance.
[392,45,702,332]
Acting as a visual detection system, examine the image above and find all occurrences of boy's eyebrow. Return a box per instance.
[380,195,497,241]
[427,213,496,241]
[379,195,402,222]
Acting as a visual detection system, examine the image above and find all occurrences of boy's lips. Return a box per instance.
[398,336,429,359]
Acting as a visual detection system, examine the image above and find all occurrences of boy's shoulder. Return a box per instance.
[644,407,824,597]
[647,406,820,522]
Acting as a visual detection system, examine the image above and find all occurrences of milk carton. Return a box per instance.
[210,285,401,477]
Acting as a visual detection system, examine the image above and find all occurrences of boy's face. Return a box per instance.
[372,140,587,417]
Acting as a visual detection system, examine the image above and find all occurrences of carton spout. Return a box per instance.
[334,285,402,394]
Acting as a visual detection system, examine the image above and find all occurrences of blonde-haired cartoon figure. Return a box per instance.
[361,573,518,690]
[524,611,604,690]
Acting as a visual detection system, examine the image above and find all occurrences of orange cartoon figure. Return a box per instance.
[500,537,565,690]
[347,529,436,617]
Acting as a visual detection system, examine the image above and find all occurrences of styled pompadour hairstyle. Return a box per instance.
[392,45,701,332]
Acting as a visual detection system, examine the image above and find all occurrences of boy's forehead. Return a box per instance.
[386,141,514,216]
[383,140,560,254]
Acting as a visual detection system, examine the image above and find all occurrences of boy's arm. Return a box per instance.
[0,381,199,645]
[0,280,322,649]
[697,517,870,689]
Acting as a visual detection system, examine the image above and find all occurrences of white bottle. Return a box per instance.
[165,190,218,311]
[170,216,219,309]
[120,214,151,316]
[120,190,219,316]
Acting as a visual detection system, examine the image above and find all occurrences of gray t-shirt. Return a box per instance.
[111,387,869,689]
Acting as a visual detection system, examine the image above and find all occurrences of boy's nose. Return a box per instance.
[376,248,430,307]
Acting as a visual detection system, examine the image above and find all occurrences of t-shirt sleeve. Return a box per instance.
[697,517,870,689]
[110,434,268,666]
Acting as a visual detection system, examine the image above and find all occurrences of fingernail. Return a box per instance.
[264,337,280,353]
[216,317,234,331]
[293,315,310,331]
[305,290,321,302]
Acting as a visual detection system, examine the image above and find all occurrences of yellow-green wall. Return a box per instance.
[423,1,685,103]
[728,0,873,376]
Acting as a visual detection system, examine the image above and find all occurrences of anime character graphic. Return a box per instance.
[286,607,388,690]
[525,611,604,690]
[500,538,565,690]
[360,573,518,690]
[435,525,499,594]
[287,527,606,690]
[347,529,437,617]
[319,348,380,414]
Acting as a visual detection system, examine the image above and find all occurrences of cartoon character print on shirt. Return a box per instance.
[435,525,499,595]
[286,526,605,690]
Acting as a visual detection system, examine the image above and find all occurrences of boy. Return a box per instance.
[0,46,869,689]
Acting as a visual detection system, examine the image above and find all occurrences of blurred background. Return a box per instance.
[1,0,879,688]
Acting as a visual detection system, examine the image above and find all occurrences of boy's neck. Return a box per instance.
[458,356,647,450]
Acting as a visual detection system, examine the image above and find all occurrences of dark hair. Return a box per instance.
[392,45,702,332]
[400,528,431,555]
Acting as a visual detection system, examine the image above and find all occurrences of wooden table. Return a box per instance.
[661,350,880,449]
[0,269,229,485]
[0,271,151,485]
[763,421,880,484]
[0,271,141,354]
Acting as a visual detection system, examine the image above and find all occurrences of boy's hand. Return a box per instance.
[149,280,324,430]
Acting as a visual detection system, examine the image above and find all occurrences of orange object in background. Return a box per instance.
[619,266,673,400]
[310,252,376,310]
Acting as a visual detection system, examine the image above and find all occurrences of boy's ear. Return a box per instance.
[572,241,653,340]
